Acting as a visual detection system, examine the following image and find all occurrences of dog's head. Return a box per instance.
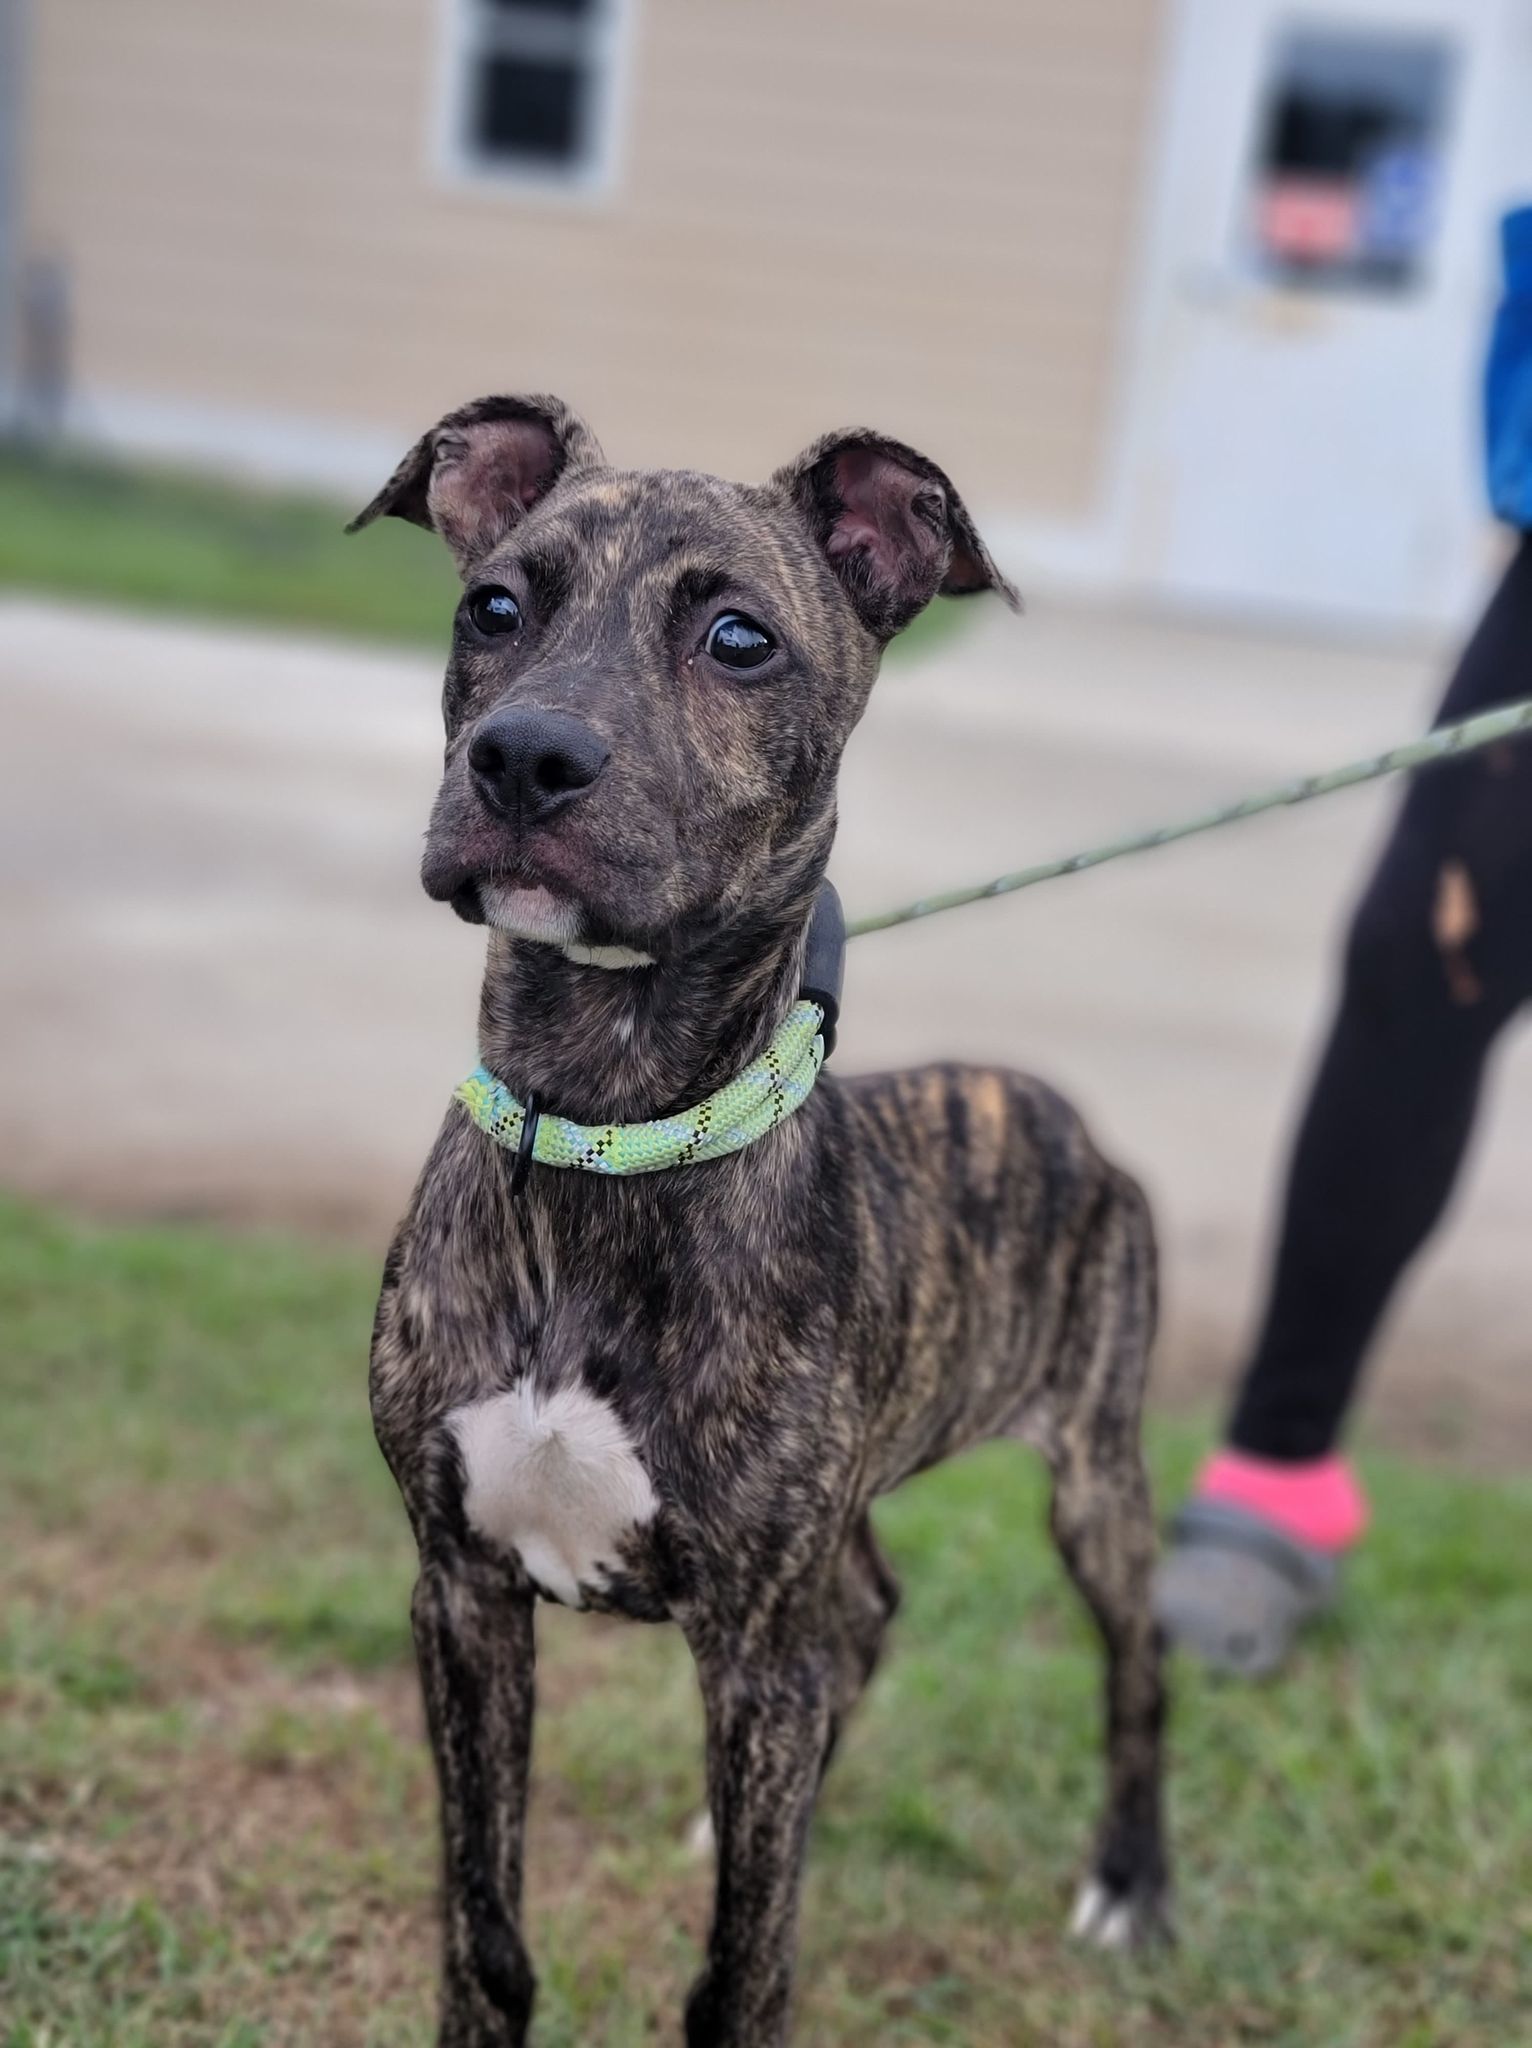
[351,394,1017,964]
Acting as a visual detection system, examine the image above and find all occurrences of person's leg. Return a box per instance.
[1224,852,1506,1463]
[1158,537,1532,1672]
[1229,535,1532,1465]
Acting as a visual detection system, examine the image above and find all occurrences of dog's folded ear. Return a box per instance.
[774,430,1020,640]
[348,395,603,569]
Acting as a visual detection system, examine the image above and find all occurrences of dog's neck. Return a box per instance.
[475,910,812,1127]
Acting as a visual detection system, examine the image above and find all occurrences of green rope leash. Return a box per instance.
[845,696,1532,939]
[457,998,825,1176]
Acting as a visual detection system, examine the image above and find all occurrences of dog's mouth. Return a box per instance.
[421,774,684,968]
[450,878,569,939]
[459,880,656,968]
[425,837,660,968]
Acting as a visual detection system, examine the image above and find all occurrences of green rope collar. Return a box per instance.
[456,998,826,1180]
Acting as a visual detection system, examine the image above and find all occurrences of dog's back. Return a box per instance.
[829,1061,1157,1488]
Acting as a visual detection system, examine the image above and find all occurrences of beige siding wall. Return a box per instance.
[22,0,1165,515]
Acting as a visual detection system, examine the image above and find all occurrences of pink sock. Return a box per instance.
[1194,1449,1368,1553]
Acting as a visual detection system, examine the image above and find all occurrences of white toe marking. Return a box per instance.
[447,1383,657,1608]
[1070,1878,1149,1950]
[1098,1903,1136,1950]
[1069,1879,1110,1939]
[684,1809,715,1860]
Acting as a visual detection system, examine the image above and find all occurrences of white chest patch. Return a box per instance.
[446,1383,658,1608]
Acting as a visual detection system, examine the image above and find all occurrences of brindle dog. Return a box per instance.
[354,395,1170,2047]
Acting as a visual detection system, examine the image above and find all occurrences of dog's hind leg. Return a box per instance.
[1039,1171,1171,1949]
[412,1550,537,2047]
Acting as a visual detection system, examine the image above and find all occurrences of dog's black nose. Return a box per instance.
[467,710,609,823]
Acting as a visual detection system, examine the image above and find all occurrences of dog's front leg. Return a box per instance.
[412,1546,537,2048]
[684,1639,833,2048]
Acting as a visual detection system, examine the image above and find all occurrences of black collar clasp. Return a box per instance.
[801,881,846,1060]
[510,1089,542,1198]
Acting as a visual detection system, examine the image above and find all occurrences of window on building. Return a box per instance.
[448,0,628,189]
[1246,27,1458,293]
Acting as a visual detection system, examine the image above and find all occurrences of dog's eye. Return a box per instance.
[704,612,775,672]
[467,587,522,637]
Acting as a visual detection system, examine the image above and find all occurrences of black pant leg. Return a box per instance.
[1227,537,1532,1462]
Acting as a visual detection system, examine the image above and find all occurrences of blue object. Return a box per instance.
[1486,205,1532,528]
[1359,144,1440,264]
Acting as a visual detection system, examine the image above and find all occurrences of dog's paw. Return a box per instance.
[1068,1875,1173,1952]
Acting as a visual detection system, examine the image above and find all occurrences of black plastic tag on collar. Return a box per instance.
[510,1090,542,1198]
[801,881,846,1059]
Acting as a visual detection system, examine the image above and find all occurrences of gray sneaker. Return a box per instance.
[1153,1499,1341,1678]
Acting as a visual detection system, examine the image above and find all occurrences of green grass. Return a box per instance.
[3,1194,1531,2045]
[0,446,971,662]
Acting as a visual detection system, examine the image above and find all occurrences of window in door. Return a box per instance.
[1246,26,1458,293]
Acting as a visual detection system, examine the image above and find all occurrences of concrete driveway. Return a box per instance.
[3,594,1528,1460]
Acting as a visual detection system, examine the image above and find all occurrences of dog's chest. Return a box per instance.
[446,1383,658,1609]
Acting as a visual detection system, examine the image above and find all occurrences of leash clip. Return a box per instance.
[510,1090,542,1198]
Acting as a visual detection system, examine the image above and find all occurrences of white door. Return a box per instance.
[1115,0,1531,635]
